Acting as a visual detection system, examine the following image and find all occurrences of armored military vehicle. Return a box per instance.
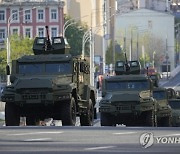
[99,58,157,126]
[1,26,96,126]
[168,99,180,126]
[153,87,172,126]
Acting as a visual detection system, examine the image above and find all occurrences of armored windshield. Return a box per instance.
[169,100,180,109]
[18,62,71,74]
[153,91,167,100]
[106,80,149,91]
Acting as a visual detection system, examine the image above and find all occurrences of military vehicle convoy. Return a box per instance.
[1,26,96,126]
[99,60,158,126]
[153,87,172,126]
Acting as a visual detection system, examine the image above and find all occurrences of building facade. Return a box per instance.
[63,0,105,57]
[0,0,64,49]
[115,8,175,71]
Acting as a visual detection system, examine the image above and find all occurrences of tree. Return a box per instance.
[64,15,89,56]
[0,34,33,75]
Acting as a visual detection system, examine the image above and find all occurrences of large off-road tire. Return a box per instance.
[26,116,40,126]
[80,99,94,126]
[94,107,97,119]
[158,116,172,127]
[145,110,155,127]
[5,103,20,126]
[61,97,76,126]
[100,112,115,126]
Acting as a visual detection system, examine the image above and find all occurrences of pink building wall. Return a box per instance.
[0,1,64,41]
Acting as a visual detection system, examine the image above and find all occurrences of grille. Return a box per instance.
[22,94,46,100]
[21,89,48,100]
[116,105,131,110]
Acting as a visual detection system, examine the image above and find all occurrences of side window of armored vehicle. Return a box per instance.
[73,62,77,73]
[53,38,61,44]
[18,63,43,74]
[153,91,166,100]
[169,100,180,109]
[117,61,124,67]
[37,38,45,44]
[130,61,138,67]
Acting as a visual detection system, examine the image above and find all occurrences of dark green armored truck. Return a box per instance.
[2,26,96,126]
[99,60,157,126]
[153,87,172,126]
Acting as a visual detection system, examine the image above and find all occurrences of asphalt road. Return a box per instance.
[0,126,180,154]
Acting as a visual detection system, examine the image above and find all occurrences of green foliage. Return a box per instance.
[64,15,89,56]
[106,41,113,65]
[0,34,33,74]
[139,53,150,68]
[106,40,125,65]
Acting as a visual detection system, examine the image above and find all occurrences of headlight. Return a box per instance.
[104,93,112,100]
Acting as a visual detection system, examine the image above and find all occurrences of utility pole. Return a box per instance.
[136,32,139,60]
[166,37,169,79]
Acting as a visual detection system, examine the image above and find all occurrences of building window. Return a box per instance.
[0,29,5,40]
[0,10,5,21]
[24,10,31,23]
[11,10,18,22]
[12,28,18,35]
[25,28,31,38]
[51,9,57,20]
[51,27,57,37]
[38,9,44,21]
[38,27,44,37]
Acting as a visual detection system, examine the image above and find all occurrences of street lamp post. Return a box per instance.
[153,51,156,68]
[63,15,88,37]
[6,7,39,85]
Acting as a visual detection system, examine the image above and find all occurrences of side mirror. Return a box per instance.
[80,62,84,72]
[6,65,10,75]
[96,81,99,89]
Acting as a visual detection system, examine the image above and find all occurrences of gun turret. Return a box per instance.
[115,51,141,75]
[33,26,69,55]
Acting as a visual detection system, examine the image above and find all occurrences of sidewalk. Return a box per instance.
[0,111,5,120]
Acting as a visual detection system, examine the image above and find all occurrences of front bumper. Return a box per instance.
[1,92,71,104]
[157,109,171,118]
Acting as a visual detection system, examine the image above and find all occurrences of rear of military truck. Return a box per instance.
[99,75,157,126]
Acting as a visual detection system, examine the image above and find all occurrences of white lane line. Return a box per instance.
[173,83,180,89]
[85,146,116,151]
[24,138,52,142]
[7,131,63,136]
[113,132,137,135]
[155,133,180,138]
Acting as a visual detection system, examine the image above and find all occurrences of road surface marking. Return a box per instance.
[85,146,115,151]
[24,138,52,142]
[113,132,137,135]
[7,131,63,136]
[173,83,180,89]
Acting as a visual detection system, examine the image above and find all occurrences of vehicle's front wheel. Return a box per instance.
[145,110,155,126]
[26,116,40,126]
[100,112,115,126]
[158,116,171,127]
[80,99,94,126]
[5,102,20,126]
[61,97,76,126]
